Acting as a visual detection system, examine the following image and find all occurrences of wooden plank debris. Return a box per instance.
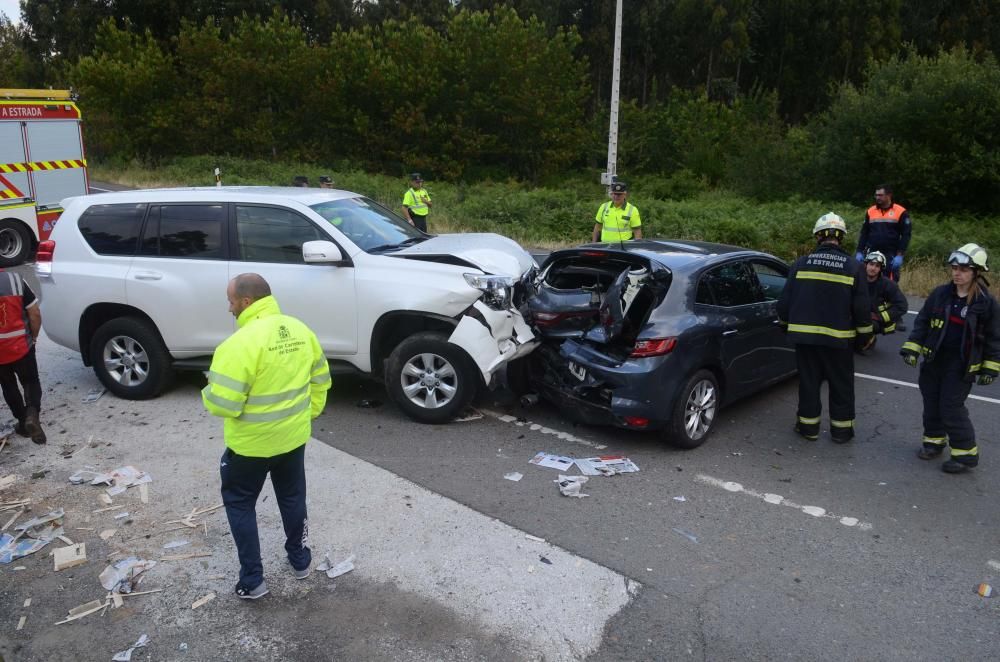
[160,552,212,561]
[57,535,74,545]
[99,493,113,506]
[53,544,87,571]
[93,504,125,513]
[23,598,30,608]
[139,483,149,504]
[0,474,18,490]
[111,592,124,608]
[191,592,215,610]
[16,616,25,631]
[2,507,23,531]
[99,529,116,540]
[56,599,108,625]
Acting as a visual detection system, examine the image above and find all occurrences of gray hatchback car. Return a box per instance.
[509,240,797,448]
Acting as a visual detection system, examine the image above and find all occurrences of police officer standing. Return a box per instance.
[901,244,1000,473]
[0,269,45,444]
[856,251,909,353]
[402,172,432,232]
[855,184,912,284]
[778,213,872,443]
[202,273,332,599]
[592,181,642,243]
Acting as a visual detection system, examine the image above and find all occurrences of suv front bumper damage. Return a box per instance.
[449,300,538,382]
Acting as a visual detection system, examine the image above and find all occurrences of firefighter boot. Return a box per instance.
[794,417,819,441]
[918,436,946,460]
[830,420,855,444]
[24,407,46,445]
[14,420,28,437]
[942,459,975,474]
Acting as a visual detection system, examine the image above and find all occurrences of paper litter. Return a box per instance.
[316,552,355,579]
[555,475,589,498]
[112,634,149,661]
[99,557,156,593]
[163,540,190,550]
[529,452,576,472]
[503,472,523,482]
[575,455,640,476]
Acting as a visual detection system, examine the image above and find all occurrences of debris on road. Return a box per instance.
[114,512,130,520]
[81,387,106,404]
[0,474,19,491]
[575,455,639,476]
[16,615,26,630]
[976,583,993,597]
[555,475,589,498]
[160,552,211,561]
[455,409,483,422]
[55,598,109,625]
[163,540,190,549]
[355,399,382,408]
[503,471,523,482]
[316,552,355,579]
[673,496,687,502]
[530,452,576,472]
[672,527,698,544]
[99,529,116,540]
[112,633,149,661]
[53,543,87,571]
[524,534,546,543]
[191,593,215,610]
[99,557,157,593]
[539,556,552,565]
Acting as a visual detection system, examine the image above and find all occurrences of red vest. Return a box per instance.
[0,271,32,364]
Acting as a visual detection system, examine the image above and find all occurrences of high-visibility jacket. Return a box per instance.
[202,295,331,457]
[901,283,1000,381]
[777,243,873,348]
[0,270,33,364]
[403,187,431,217]
[858,203,911,256]
[866,275,908,333]
[595,201,641,242]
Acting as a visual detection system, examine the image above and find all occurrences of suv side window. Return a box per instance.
[235,205,325,264]
[750,260,788,301]
[699,261,758,307]
[139,204,225,259]
[78,203,147,256]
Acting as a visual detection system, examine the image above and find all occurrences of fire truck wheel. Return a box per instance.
[0,220,32,267]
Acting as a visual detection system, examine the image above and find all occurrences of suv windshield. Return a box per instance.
[310,197,426,253]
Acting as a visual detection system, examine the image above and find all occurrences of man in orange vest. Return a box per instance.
[0,270,45,444]
[856,184,912,283]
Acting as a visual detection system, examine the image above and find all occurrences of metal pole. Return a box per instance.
[602,0,623,188]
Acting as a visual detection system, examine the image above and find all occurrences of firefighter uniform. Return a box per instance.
[867,275,908,334]
[901,245,1000,472]
[857,202,912,281]
[0,270,44,443]
[777,214,872,442]
[203,292,331,593]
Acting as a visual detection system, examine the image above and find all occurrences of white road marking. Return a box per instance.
[481,408,608,450]
[856,372,1000,405]
[696,474,873,530]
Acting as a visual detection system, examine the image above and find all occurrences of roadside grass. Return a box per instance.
[90,157,1000,298]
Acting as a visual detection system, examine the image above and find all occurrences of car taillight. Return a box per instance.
[630,337,677,358]
[35,240,55,276]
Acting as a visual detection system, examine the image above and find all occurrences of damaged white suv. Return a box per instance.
[37,187,538,423]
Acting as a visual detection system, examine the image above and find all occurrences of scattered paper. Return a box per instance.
[0,533,48,564]
[673,496,687,502]
[112,633,149,661]
[503,471,523,482]
[69,469,104,485]
[163,540,189,550]
[114,512,130,520]
[106,485,128,497]
[530,452,576,472]
[575,455,640,476]
[15,509,64,541]
[82,387,106,404]
[555,475,589,498]
[100,494,113,505]
[316,552,355,578]
[99,557,157,593]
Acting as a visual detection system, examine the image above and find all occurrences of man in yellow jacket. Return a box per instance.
[202,273,331,600]
[592,180,642,243]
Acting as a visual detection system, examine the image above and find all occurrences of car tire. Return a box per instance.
[0,220,32,267]
[90,317,173,400]
[385,331,477,423]
[505,352,539,396]
[663,369,720,449]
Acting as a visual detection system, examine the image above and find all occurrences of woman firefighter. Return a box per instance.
[900,243,1000,473]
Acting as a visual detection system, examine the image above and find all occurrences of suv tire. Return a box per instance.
[0,220,32,267]
[90,317,173,400]
[386,331,476,424]
[663,369,720,449]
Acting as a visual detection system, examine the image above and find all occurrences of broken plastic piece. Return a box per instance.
[503,472,523,482]
[539,556,553,565]
[555,475,589,498]
[316,552,355,578]
[112,633,149,661]
[977,583,993,597]
[81,387,106,404]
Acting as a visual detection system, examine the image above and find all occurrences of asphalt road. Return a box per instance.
[14,222,1000,659]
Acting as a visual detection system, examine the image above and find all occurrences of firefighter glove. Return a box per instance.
[901,352,918,368]
[978,373,995,386]
[892,254,904,271]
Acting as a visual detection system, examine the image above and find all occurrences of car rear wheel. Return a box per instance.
[0,220,32,267]
[90,317,173,400]
[663,369,719,449]
[386,331,477,423]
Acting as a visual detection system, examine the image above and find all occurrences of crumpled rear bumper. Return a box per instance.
[449,300,539,382]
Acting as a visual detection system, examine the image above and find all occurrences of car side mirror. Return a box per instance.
[303,240,345,264]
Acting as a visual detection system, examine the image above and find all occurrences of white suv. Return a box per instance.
[37,187,538,423]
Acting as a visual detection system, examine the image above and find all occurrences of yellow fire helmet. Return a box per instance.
[949,243,989,272]
[812,212,846,238]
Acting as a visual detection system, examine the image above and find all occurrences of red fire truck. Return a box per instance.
[0,89,88,266]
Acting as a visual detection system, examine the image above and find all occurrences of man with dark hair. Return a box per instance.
[0,270,45,444]
[203,273,331,599]
[856,184,912,284]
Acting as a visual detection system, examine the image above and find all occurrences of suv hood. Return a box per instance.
[395,233,535,277]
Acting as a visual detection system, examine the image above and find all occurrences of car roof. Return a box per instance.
[64,186,360,208]
[556,239,783,272]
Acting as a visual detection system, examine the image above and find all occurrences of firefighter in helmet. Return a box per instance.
[855,250,909,353]
[777,213,872,443]
[901,243,1000,473]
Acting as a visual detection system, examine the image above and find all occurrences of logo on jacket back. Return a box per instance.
[278,325,290,340]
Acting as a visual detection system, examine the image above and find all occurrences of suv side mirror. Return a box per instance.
[303,240,345,264]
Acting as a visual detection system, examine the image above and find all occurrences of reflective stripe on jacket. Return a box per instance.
[867,276,908,333]
[202,295,332,457]
[595,201,641,242]
[858,203,912,255]
[902,283,1000,381]
[403,187,430,216]
[0,271,31,364]
[776,244,872,348]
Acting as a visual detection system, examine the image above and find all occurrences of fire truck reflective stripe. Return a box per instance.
[0,202,35,210]
[0,173,24,199]
[0,159,87,171]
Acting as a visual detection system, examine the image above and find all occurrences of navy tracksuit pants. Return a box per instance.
[220,443,311,589]
[919,350,978,465]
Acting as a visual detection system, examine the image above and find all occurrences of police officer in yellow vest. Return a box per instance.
[592,181,642,243]
[402,172,432,232]
[202,273,331,600]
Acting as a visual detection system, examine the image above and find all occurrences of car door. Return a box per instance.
[696,260,776,399]
[230,203,358,355]
[748,258,796,379]
[125,203,233,352]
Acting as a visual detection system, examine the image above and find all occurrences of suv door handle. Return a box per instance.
[722,329,738,336]
[133,271,163,281]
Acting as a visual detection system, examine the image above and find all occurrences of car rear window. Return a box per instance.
[78,203,147,256]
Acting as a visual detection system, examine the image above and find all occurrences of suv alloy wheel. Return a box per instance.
[386,331,477,423]
[90,317,173,399]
